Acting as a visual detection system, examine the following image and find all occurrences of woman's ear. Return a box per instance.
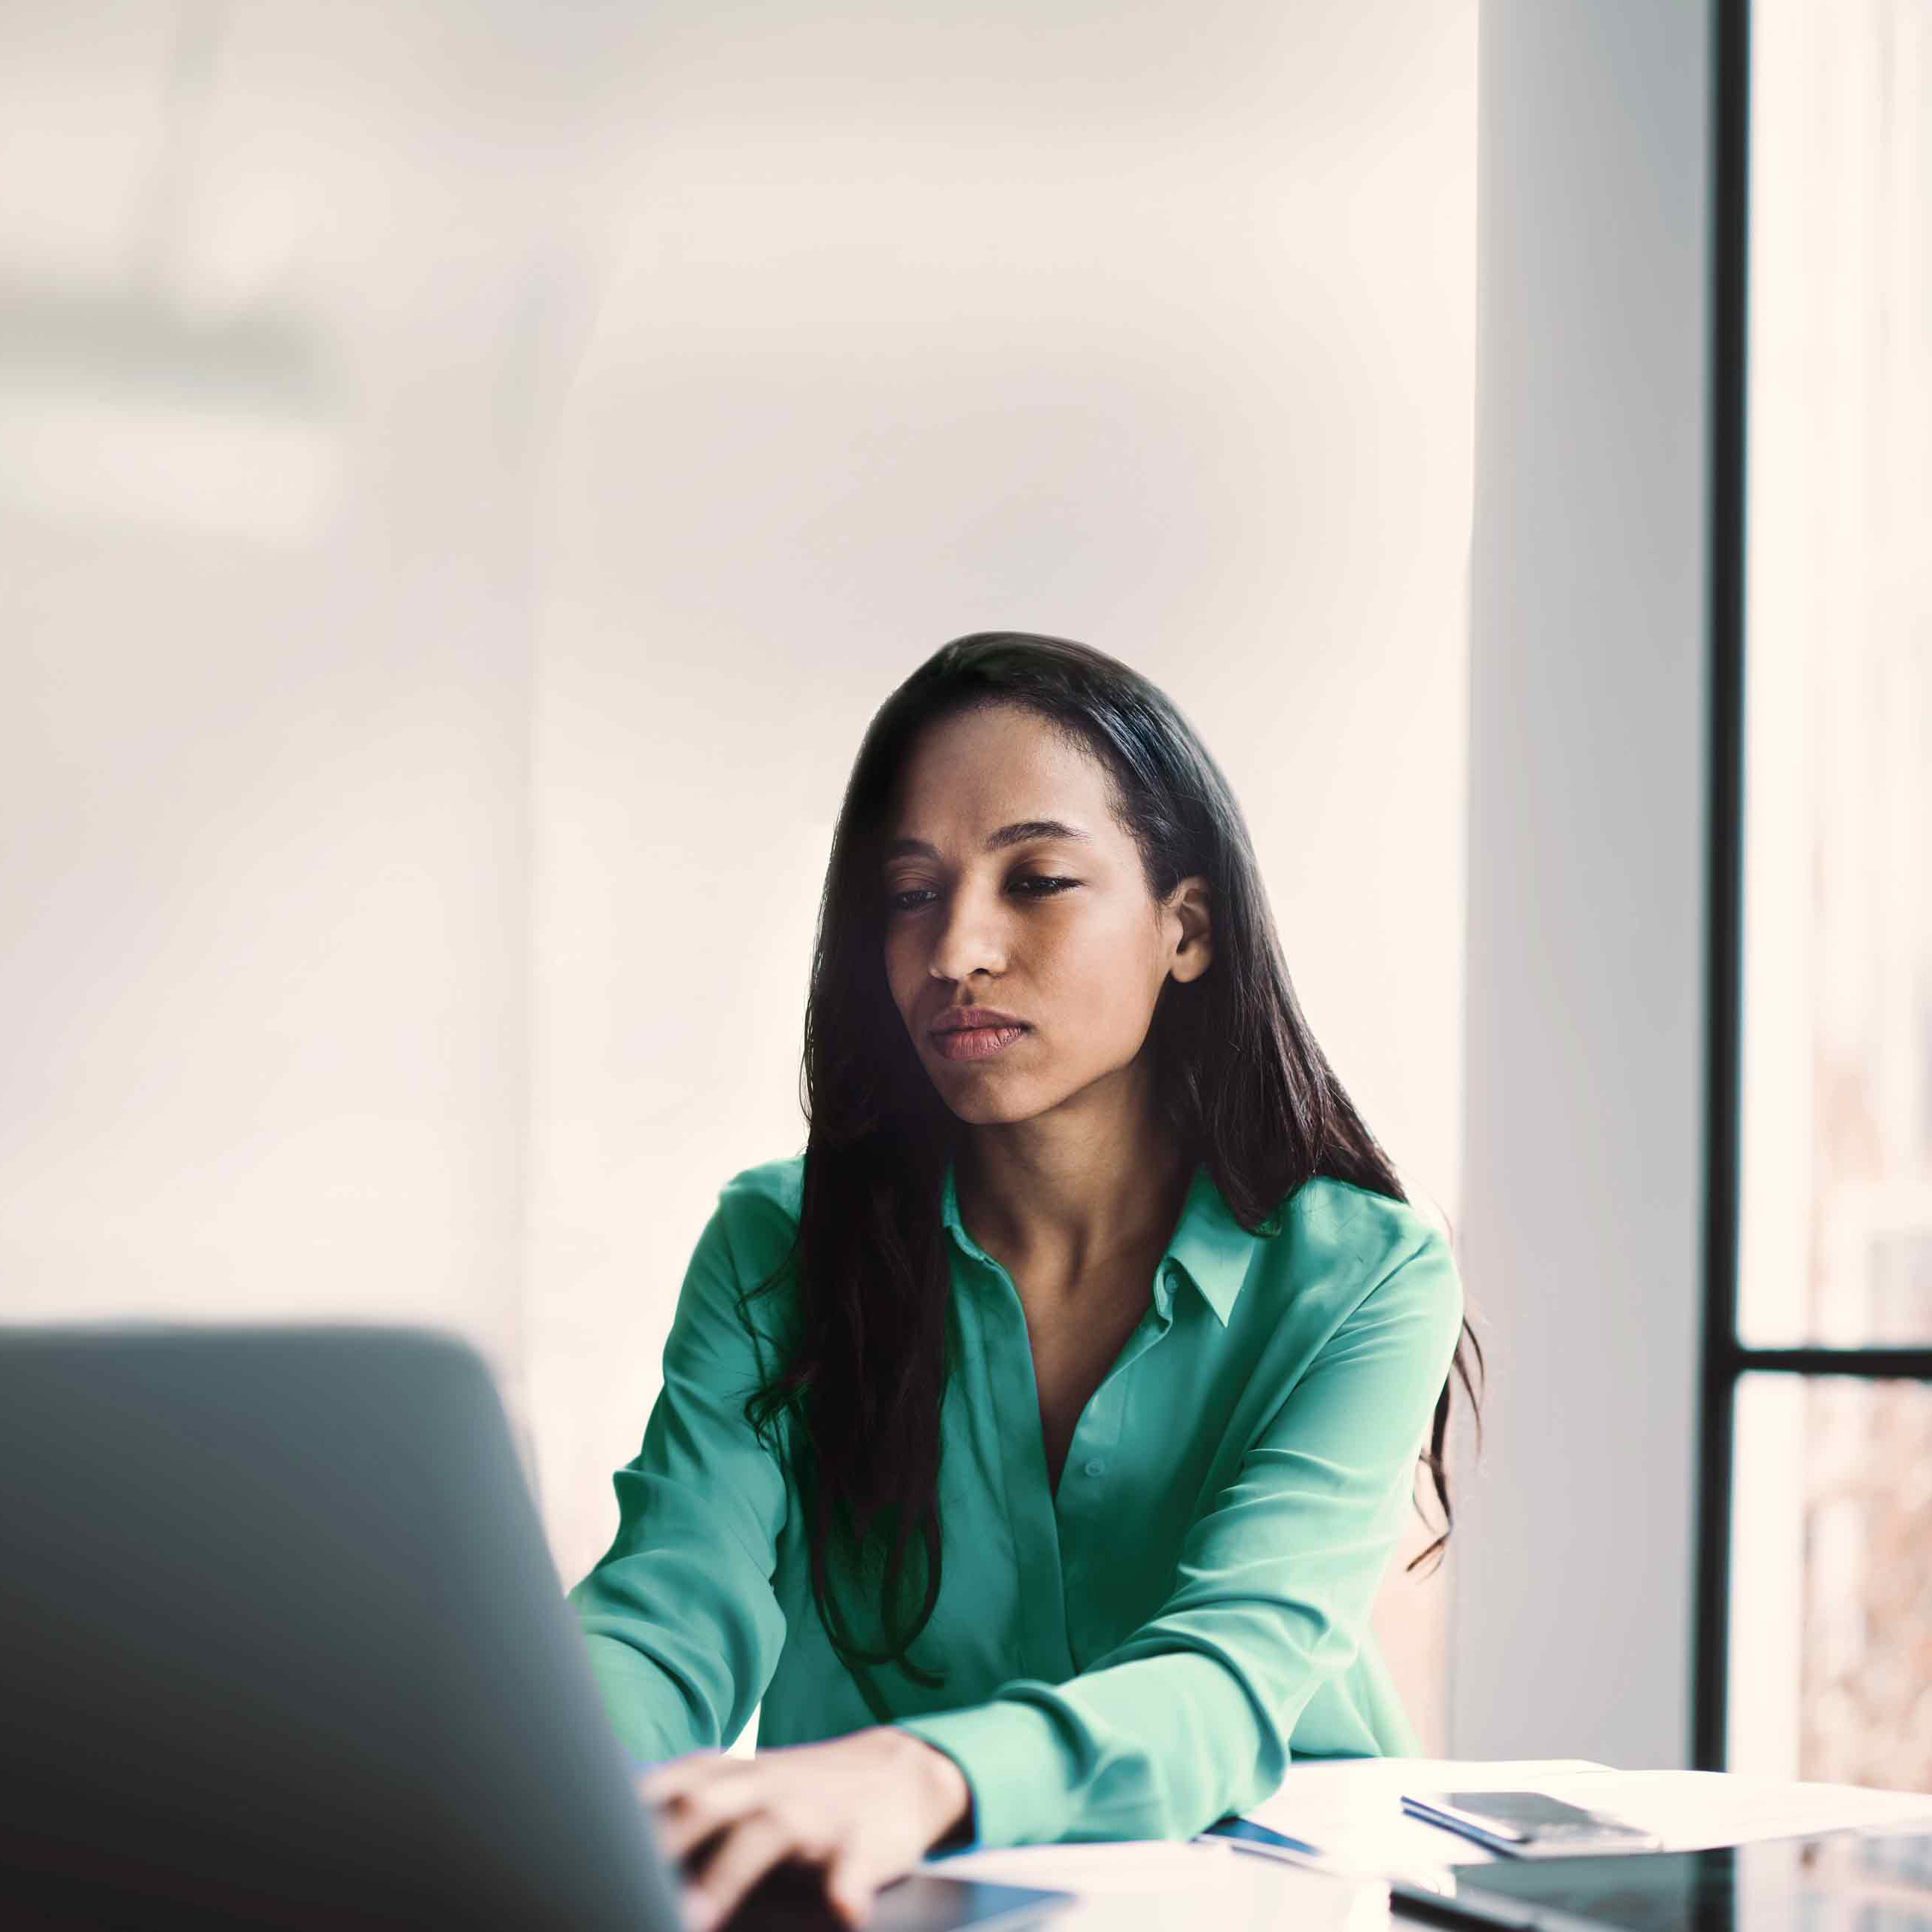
[1166,877,1213,984]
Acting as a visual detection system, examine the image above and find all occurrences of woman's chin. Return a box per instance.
[937,1082,1072,1129]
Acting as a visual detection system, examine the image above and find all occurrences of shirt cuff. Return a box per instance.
[891,1697,1076,1852]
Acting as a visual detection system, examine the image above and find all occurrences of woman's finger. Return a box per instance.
[822,1844,881,1929]
[635,1749,727,1803]
[644,1772,760,1868]
[681,1812,799,1932]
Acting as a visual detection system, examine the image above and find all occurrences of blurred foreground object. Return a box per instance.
[0,1324,674,1928]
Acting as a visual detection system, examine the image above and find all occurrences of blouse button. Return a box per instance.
[1083,1458,1106,1478]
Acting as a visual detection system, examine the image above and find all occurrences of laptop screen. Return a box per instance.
[1403,1829,1932,1932]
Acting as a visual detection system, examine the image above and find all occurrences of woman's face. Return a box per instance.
[880,702,1212,1126]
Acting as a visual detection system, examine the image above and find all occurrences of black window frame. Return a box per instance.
[1693,0,1932,1772]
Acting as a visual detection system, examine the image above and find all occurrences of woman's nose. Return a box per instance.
[927,886,1008,983]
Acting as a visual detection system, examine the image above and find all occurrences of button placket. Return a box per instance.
[971,1248,1075,1680]
[1056,1262,1172,1640]
[944,1175,1188,1680]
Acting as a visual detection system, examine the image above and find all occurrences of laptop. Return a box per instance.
[1388,1825,1932,1932]
[0,1324,1075,1931]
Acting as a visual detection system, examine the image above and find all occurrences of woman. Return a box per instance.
[570,632,1485,1929]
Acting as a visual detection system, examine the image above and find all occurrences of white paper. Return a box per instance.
[1536,1768,1932,1852]
[918,1839,1388,1932]
[1239,1758,1932,1892]
[1242,1756,1617,1890]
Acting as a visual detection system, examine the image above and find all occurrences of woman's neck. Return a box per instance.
[953,1109,1195,1299]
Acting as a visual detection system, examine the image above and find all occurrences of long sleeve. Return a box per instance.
[891,1226,1465,1849]
[568,1185,795,1764]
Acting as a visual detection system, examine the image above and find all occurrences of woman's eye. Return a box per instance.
[885,877,1076,912]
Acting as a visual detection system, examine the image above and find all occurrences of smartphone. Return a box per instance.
[1401,1790,1663,1858]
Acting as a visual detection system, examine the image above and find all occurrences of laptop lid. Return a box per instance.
[0,1322,688,1929]
[0,1323,1075,1932]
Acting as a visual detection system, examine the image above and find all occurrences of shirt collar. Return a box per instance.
[938,1154,1265,1328]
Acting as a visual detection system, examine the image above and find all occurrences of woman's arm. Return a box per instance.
[568,1182,794,1764]
[889,1224,1466,1849]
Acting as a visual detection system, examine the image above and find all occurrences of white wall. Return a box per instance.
[0,3,600,1384]
[1,0,1478,1756]
[1453,0,1715,1767]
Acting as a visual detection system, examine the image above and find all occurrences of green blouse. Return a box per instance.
[568,1151,1464,1851]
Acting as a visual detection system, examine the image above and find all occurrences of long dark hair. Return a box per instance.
[734,632,1485,1711]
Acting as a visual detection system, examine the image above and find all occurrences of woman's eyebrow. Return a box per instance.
[885,819,1092,860]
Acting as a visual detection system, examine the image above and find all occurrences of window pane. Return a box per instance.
[1728,1373,1932,1790]
[1736,0,1932,1349]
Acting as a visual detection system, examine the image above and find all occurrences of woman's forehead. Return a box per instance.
[892,707,1111,822]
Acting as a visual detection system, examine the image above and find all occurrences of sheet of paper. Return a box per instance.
[1539,1768,1932,1851]
[1242,1757,1616,1890]
[918,1838,1389,1932]
[1240,1758,1932,1890]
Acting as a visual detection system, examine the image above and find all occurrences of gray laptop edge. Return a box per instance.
[0,1324,1070,1932]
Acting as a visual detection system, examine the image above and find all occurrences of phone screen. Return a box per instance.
[1440,1792,1616,1831]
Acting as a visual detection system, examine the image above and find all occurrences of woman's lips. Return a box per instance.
[929,1023,1029,1062]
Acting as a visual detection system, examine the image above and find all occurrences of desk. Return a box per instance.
[918,1759,1932,1929]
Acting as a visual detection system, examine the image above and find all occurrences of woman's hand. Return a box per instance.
[637,1725,973,1930]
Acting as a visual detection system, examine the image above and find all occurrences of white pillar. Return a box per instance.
[1452,0,1715,1767]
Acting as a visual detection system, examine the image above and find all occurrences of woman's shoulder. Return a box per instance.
[710,1152,807,1268]
[1281,1171,1449,1253]
[718,1150,807,1222]
[689,1155,807,1346]
[1271,1172,1459,1315]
